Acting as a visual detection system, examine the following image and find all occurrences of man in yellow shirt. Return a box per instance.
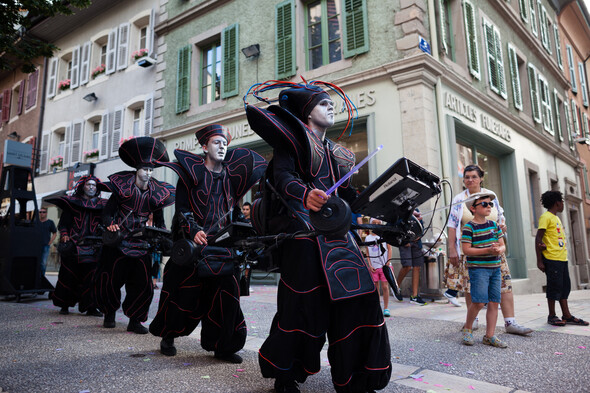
[535,191,588,327]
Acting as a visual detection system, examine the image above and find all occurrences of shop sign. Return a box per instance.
[444,92,511,142]
[335,90,376,116]
[173,122,256,152]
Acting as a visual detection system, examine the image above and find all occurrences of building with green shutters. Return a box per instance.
[151,0,590,294]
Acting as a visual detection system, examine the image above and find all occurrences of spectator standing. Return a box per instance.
[535,191,589,327]
[365,219,393,316]
[445,164,532,335]
[461,192,507,348]
[396,210,426,305]
[38,207,57,278]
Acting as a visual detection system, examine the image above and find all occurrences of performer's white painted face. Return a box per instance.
[83,180,97,198]
[136,167,153,183]
[203,135,228,163]
[308,98,335,129]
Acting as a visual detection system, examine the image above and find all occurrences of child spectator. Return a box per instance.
[365,219,394,317]
[461,192,507,348]
[535,191,589,327]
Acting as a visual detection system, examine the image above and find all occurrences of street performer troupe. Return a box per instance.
[245,81,392,393]
[48,175,109,317]
[149,124,267,363]
[94,136,175,334]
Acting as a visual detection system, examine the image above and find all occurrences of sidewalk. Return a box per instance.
[0,279,589,392]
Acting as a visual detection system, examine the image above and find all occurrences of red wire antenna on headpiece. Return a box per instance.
[243,78,358,140]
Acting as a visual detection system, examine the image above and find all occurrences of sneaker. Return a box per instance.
[410,296,427,305]
[462,328,474,346]
[505,322,533,335]
[444,292,461,307]
[483,335,507,348]
[383,309,391,317]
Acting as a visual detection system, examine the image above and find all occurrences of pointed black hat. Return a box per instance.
[119,136,169,169]
[195,124,232,146]
[278,84,330,123]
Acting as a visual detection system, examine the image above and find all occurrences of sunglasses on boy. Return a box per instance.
[473,201,492,208]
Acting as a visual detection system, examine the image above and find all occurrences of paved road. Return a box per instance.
[1,277,589,393]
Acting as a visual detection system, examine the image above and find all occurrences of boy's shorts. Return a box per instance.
[542,257,571,301]
[371,267,387,282]
[399,243,424,268]
[468,267,501,304]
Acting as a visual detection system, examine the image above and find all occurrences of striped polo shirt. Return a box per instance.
[461,220,503,268]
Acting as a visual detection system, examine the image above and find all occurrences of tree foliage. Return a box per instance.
[0,0,91,73]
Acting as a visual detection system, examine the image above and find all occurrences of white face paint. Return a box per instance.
[203,135,228,164]
[308,98,335,129]
[83,180,97,198]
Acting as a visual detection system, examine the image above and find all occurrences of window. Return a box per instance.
[529,0,537,37]
[554,25,563,70]
[527,63,541,123]
[100,45,107,67]
[139,27,147,50]
[578,62,588,106]
[221,24,239,98]
[439,0,454,60]
[507,44,523,110]
[200,42,221,105]
[132,108,142,136]
[25,69,39,110]
[11,81,24,118]
[539,4,551,53]
[463,0,480,79]
[584,165,590,200]
[553,90,564,142]
[0,90,9,123]
[572,99,580,136]
[527,165,541,228]
[566,45,577,93]
[563,100,573,149]
[306,0,342,70]
[583,113,589,138]
[483,19,507,98]
[92,121,100,150]
[538,74,553,133]
[47,58,58,98]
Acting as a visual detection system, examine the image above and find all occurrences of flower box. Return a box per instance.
[119,136,135,147]
[58,79,71,91]
[91,64,106,79]
[132,48,149,62]
[49,155,64,169]
[83,149,99,161]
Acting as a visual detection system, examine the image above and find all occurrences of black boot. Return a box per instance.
[160,337,177,356]
[59,307,69,315]
[214,351,243,364]
[127,318,148,334]
[86,308,103,317]
[103,312,116,328]
[274,379,300,393]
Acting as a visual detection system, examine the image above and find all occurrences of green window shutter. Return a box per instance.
[463,0,480,79]
[519,0,528,21]
[176,45,191,114]
[221,24,239,99]
[527,64,541,123]
[508,44,523,110]
[276,0,296,79]
[484,21,499,93]
[554,25,563,70]
[494,28,507,98]
[553,90,563,141]
[342,0,369,58]
[529,0,537,36]
[572,100,580,135]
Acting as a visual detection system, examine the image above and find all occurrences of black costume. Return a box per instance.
[150,124,267,359]
[94,137,175,328]
[48,176,108,314]
[246,84,391,392]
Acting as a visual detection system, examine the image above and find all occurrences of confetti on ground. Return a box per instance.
[515,351,523,354]
[554,352,563,355]
[79,390,90,393]
[471,353,478,356]
[232,374,239,378]
[236,368,245,372]
[56,348,63,351]
[468,385,475,389]
[409,348,414,351]
[577,346,586,349]
[201,375,210,379]
[434,384,444,387]
[143,358,150,362]
[183,363,191,366]
[410,374,424,380]
[466,371,475,375]
[439,362,452,366]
